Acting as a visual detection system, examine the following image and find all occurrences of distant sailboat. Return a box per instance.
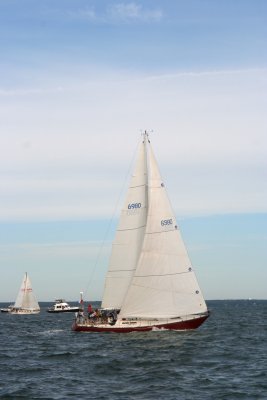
[1,272,40,314]
[72,132,209,332]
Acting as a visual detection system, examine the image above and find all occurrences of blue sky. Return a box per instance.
[0,0,266,301]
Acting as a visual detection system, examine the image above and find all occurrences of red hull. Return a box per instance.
[72,314,209,333]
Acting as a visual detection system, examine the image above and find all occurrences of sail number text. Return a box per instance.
[128,203,142,209]
[161,219,173,226]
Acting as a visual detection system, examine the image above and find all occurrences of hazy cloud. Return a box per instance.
[0,67,266,221]
[67,2,163,24]
[108,2,163,23]
[67,7,97,21]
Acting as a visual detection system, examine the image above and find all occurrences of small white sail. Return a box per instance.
[120,136,208,319]
[14,272,40,312]
[101,139,148,309]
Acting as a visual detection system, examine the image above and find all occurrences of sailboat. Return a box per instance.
[1,272,40,314]
[72,132,209,332]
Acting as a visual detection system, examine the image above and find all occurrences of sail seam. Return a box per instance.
[117,224,146,232]
[108,269,135,273]
[130,282,198,295]
[129,184,146,188]
[134,271,190,277]
[145,230,176,234]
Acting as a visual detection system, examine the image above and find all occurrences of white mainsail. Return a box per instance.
[120,135,208,319]
[14,272,40,311]
[101,139,148,309]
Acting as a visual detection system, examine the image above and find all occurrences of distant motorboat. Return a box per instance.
[1,305,14,313]
[47,299,81,313]
[1,272,40,314]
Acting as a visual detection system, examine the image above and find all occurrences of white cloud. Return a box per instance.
[66,2,163,24]
[68,7,97,22]
[0,67,266,221]
[108,2,163,22]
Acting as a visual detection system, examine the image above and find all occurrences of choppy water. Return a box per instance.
[0,300,266,400]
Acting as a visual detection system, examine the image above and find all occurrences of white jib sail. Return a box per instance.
[120,137,208,319]
[14,273,40,310]
[101,139,148,309]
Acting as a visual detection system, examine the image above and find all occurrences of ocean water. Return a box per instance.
[0,300,266,400]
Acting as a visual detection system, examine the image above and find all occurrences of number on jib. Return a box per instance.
[161,219,173,226]
[128,203,142,209]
